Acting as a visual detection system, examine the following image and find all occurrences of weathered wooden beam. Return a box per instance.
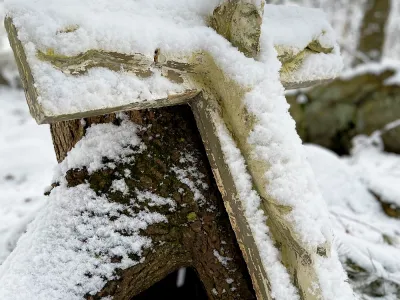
[5,18,200,124]
[4,17,40,122]
[190,94,273,300]
[190,54,328,299]
[6,14,334,124]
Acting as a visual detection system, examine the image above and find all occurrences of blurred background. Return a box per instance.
[0,1,399,299]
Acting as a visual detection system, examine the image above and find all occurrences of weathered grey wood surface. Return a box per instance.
[5,16,200,124]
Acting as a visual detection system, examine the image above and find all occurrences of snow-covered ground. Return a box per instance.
[0,87,56,264]
[306,143,400,299]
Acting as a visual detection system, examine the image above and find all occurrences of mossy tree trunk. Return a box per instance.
[50,105,256,299]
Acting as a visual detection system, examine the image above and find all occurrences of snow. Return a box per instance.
[262,5,336,51]
[279,0,400,68]
[135,190,176,211]
[340,59,400,86]
[1,0,353,298]
[56,119,145,175]
[305,143,400,299]
[0,119,176,300]
[262,5,343,85]
[5,90,398,299]
[218,77,354,297]
[0,87,56,265]
[216,120,300,300]
[172,153,208,207]
[35,66,188,117]
[347,133,400,207]
[0,182,172,299]
[5,0,342,117]
[247,81,328,244]
[110,179,129,195]
[212,249,232,268]
[4,90,398,299]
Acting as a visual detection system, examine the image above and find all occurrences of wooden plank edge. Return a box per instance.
[190,93,273,300]
[37,90,200,124]
[4,17,45,123]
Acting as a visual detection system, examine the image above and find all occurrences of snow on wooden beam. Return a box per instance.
[5,2,341,124]
[5,18,200,124]
[191,94,275,300]
[3,1,352,299]
[190,54,333,300]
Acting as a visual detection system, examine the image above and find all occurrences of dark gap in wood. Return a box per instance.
[132,267,208,300]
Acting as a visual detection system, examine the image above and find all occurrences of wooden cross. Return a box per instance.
[5,1,346,299]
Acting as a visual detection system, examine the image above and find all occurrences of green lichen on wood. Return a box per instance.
[37,49,153,77]
[307,39,333,54]
[278,41,333,77]
[57,25,79,34]
[210,1,264,58]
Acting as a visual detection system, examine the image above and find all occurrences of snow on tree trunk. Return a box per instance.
[0,107,256,299]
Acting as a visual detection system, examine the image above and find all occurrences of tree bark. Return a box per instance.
[353,0,390,66]
[50,105,256,300]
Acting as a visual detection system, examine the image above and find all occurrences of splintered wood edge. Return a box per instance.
[190,94,273,300]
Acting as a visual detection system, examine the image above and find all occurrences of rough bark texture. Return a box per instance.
[50,105,256,300]
[353,0,390,66]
